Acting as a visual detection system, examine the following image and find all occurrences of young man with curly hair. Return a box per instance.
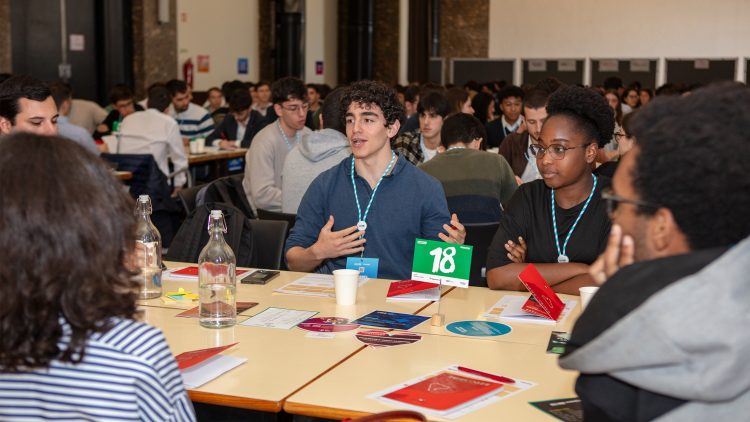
[560,83,750,421]
[285,80,465,280]
[486,86,615,294]
[391,90,451,165]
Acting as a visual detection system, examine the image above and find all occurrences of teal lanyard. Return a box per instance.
[351,151,397,233]
[276,119,299,150]
[551,174,598,263]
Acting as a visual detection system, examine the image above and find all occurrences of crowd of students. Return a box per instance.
[1,69,749,420]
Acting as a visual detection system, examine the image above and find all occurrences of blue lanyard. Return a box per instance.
[276,119,299,150]
[551,174,598,263]
[351,151,397,233]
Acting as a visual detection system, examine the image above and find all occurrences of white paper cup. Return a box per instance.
[333,269,360,305]
[190,137,206,154]
[579,286,600,310]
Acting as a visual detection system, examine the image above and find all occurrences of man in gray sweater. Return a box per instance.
[282,88,350,214]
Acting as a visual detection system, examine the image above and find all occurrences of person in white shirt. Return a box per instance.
[105,86,188,191]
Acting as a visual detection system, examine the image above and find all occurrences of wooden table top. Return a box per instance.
[187,147,247,165]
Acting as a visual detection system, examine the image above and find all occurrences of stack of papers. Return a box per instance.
[274,274,366,297]
[483,296,576,325]
[370,365,535,419]
[175,343,246,389]
[386,280,440,302]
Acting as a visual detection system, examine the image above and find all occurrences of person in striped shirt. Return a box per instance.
[167,79,215,145]
[0,132,195,421]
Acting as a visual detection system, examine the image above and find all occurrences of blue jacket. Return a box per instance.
[285,153,451,280]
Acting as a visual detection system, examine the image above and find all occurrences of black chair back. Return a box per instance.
[248,219,289,270]
[464,222,501,287]
[256,209,297,236]
[177,184,205,216]
[446,195,502,224]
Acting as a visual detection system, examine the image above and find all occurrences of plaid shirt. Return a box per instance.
[392,130,424,165]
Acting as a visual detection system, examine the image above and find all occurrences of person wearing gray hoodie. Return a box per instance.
[282,88,351,214]
[558,83,750,421]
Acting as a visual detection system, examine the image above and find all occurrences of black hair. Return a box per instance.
[471,92,494,124]
[639,87,654,100]
[271,77,306,104]
[497,85,524,102]
[228,88,252,113]
[340,80,405,128]
[165,79,188,97]
[534,77,564,96]
[222,80,246,100]
[320,87,346,134]
[603,76,623,90]
[108,84,134,104]
[524,89,549,110]
[404,85,420,103]
[629,82,750,249]
[48,81,72,109]
[0,75,52,125]
[440,113,486,149]
[546,86,615,148]
[0,73,12,85]
[417,91,451,118]
[306,83,320,94]
[146,85,171,111]
[463,80,481,93]
[621,109,637,137]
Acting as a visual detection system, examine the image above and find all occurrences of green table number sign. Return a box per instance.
[411,238,473,288]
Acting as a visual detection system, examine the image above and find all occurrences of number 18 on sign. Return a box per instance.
[411,239,473,288]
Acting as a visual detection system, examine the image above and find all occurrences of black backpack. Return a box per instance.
[166,202,257,267]
[199,175,256,220]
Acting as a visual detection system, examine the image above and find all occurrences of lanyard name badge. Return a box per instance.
[345,152,397,278]
[551,175,598,263]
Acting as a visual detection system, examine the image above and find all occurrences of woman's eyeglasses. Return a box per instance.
[528,142,591,160]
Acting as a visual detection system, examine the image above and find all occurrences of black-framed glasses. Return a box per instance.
[601,187,661,217]
[528,142,591,160]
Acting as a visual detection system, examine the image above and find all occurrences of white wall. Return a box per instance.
[304,0,338,85]
[489,0,750,82]
[177,0,260,90]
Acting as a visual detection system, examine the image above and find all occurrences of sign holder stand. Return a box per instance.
[431,280,445,326]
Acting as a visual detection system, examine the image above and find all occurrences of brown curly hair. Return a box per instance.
[0,133,139,372]
[340,80,405,128]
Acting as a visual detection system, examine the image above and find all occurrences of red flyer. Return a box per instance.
[383,372,503,411]
[518,264,565,321]
[386,280,438,297]
[175,342,239,370]
[170,266,249,277]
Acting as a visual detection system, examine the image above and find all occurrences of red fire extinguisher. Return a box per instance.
[183,58,194,90]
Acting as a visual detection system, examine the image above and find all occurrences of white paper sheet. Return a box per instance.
[274,274,366,297]
[239,307,318,329]
[181,355,246,389]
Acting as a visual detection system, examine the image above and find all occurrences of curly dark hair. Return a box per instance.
[340,80,405,127]
[497,85,524,102]
[0,133,139,372]
[628,82,750,250]
[546,86,615,147]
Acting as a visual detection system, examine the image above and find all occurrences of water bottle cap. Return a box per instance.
[138,195,149,202]
[210,210,223,218]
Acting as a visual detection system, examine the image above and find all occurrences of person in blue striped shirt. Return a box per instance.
[0,133,195,421]
[167,79,215,144]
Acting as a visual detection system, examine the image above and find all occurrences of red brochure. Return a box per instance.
[386,280,438,297]
[171,266,249,277]
[518,264,565,321]
[383,372,503,411]
[175,342,239,369]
